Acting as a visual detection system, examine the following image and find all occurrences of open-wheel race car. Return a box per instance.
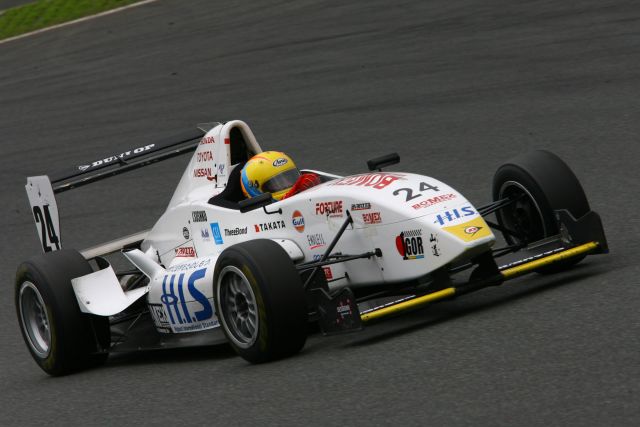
[16,120,608,375]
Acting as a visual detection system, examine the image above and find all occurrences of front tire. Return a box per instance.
[15,249,110,376]
[492,150,591,272]
[214,240,308,363]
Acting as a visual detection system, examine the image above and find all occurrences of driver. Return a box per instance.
[240,151,320,200]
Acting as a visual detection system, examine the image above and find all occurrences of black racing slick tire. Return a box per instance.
[492,150,591,273]
[214,239,307,363]
[15,249,110,376]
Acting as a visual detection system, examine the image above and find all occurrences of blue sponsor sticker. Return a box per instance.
[161,268,217,332]
[210,222,224,245]
[434,206,476,225]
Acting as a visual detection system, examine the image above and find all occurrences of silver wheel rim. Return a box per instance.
[18,281,51,358]
[216,266,259,349]
[498,180,547,242]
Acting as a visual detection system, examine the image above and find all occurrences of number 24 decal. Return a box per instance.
[393,182,440,202]
[33,205,60,252]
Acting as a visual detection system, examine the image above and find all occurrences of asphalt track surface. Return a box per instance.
[1,0,639,425]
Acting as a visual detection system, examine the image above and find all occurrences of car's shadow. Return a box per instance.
[98,263,609,369]
[104,343,237,368]
[342,263,610,348]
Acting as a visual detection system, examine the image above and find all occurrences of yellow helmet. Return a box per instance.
[240,151,300,200]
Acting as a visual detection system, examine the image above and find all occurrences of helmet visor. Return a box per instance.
[262,168,300,194]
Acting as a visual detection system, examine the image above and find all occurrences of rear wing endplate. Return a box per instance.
[26,129,205,253]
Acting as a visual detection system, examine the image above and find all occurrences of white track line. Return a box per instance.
[0,0,159,45]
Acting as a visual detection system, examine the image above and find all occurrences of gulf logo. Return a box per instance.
[292,210,305,233]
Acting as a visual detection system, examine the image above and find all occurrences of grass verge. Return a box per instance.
[0,0,145,41]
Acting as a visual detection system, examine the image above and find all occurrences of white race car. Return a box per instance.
[16,120,608,375]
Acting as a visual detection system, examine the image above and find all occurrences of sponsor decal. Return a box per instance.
[312,254,323,261]
[465,226,481,236]
[200,136,215,145]
[351,202,371,211]
[182,227,190,240]
[175,247,196,258]
[315,201,343,218]
[200,227,211,241]
[331,172,403,190]
[254,220,286,232]
[412,193,457,210]
[292,210,305,233]
[272,158,288,167]
[443,218,492,242]
[210,223,224,245]
[362,212,382,225]
[217,163,225,177]
[323,267,333,280]
[434,206,476,225]
[336,299,353,322]
[197,151,214,162]
[167,257,211,273]
[395,229,425,260]
[192,210,208,223]
[194,167,216,181]
[430,233,441,257]
[149,304,170,333]
[77,144,155,171]
[32,204,60,252]
[160,269,218,333]
[224,227,248,236]
[394,181,441,202]
[307,233,326,250]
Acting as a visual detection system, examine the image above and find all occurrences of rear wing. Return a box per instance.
[26,129,206,253]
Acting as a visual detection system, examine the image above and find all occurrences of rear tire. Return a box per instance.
[492,150,591,273]
[15,249,110,376]
[214,239,307,363]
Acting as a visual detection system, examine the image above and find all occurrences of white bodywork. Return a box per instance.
[27,120,496,337]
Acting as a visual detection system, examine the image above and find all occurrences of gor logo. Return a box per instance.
[395,229,425,260]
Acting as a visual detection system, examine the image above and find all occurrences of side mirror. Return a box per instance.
[367,152,400,171]
[238,192,273,213]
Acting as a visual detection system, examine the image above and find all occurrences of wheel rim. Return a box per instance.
[498,180,547,244]
[18,281,51,358]
[216,266,259,349]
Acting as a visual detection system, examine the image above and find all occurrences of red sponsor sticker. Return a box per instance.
[331,173,403,190]
[292,210,305,233]
[362,212,382,225]
[200,136,215,145]
[411,193,457,210]
[197,151,214,162]
[323,267,333,280]
[175,247,196,257]
[315,201,343,217]
[194,167,216,181]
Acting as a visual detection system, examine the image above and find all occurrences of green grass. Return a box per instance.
[0,0,144,40]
